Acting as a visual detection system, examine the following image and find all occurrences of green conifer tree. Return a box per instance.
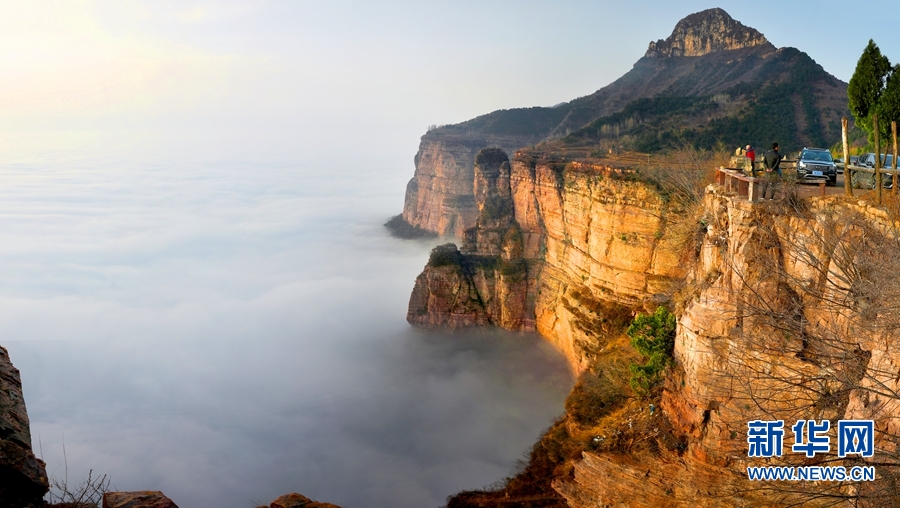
[848,40,892,142]
[878,64,900,140]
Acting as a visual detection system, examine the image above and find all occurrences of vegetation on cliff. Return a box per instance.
[561,47,842,152]
[627,306,676,395]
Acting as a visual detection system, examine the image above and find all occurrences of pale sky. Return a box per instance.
[0,0,900,163]
[1,1,898,163]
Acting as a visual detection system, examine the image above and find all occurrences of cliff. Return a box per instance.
[0,346,49,507]
[410,149,687,371]
[412,145,900,506]
[397,8,849,237]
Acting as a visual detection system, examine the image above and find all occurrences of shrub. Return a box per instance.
[428,244,462,267]
[627,306,677,395]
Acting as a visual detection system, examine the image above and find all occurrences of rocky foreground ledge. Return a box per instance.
[99,491,340,508]
[0,346,49,507]
[0,345,342,508]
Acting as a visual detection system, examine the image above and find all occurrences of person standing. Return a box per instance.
[761,142,782,199]
[745,144,756,174]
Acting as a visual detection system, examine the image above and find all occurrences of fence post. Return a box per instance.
[843,117,852,197]
[875,113,882,205]
[894,121,899,195]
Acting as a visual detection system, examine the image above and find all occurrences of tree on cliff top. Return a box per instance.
[848,40,894,142]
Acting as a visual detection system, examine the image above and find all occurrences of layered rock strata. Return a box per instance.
[0,345,48,507]
[409,149,685,372]
[401,133,541,237]
[411,146,900,504]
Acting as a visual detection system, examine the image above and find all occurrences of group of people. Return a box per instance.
[736,142,783,200]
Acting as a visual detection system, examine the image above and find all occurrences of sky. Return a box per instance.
[1,1,898,165]
[2,2,900,507]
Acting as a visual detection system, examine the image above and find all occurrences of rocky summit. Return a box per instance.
[645,7,771,57]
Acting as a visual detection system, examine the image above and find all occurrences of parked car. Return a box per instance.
[852,153,897,189]
[833,156,860,174]
[796,148,837,186]
[858,152,895,169]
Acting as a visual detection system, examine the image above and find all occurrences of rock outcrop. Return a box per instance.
[0,345,48,507]
[103,491,179,508]
[645,8,772,57]
[409,149,684,372]
[265,492,341,508]
[400,133,541,237]
[408,149,535,331]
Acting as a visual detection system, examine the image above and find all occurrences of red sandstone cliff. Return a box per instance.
[413,147,900,506]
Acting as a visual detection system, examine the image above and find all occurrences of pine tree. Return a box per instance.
[878,64,900,138]
[848,40,892,141]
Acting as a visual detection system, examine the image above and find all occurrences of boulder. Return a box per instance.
[267,492,341,508]
[102,491,178,508]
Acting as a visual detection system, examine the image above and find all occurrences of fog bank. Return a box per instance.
[2,157,572,507]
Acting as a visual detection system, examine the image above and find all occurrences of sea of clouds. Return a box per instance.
[1,154,572,507]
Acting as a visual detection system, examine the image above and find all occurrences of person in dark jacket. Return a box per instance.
[761,142,782,199]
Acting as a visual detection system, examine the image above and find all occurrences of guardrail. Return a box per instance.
[716,167,827,202]
[845,165,900,190]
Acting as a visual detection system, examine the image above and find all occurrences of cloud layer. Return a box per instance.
[2,157,572,507]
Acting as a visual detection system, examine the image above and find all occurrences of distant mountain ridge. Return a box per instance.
[436,7,845,150]
[395,8,850,237]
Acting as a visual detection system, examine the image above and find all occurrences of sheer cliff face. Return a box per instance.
[411,149,900,504]
[645,7,771,58]
[408,149,686,371]
[552,193,900,507]
[401,134,537,237]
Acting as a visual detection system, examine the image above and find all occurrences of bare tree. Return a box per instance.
[681,200,900,506]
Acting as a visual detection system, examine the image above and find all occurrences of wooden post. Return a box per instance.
[843,117,852,197]
[875,113,882,205]
[894,121,899,195]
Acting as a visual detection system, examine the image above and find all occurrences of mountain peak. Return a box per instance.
[645,8,769,58]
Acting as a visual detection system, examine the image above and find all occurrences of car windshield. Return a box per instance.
[802,151,833,162]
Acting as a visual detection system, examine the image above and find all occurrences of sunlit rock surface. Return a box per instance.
[265,492,342,508]
[645,7,771,57]
[411,148,900,505]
